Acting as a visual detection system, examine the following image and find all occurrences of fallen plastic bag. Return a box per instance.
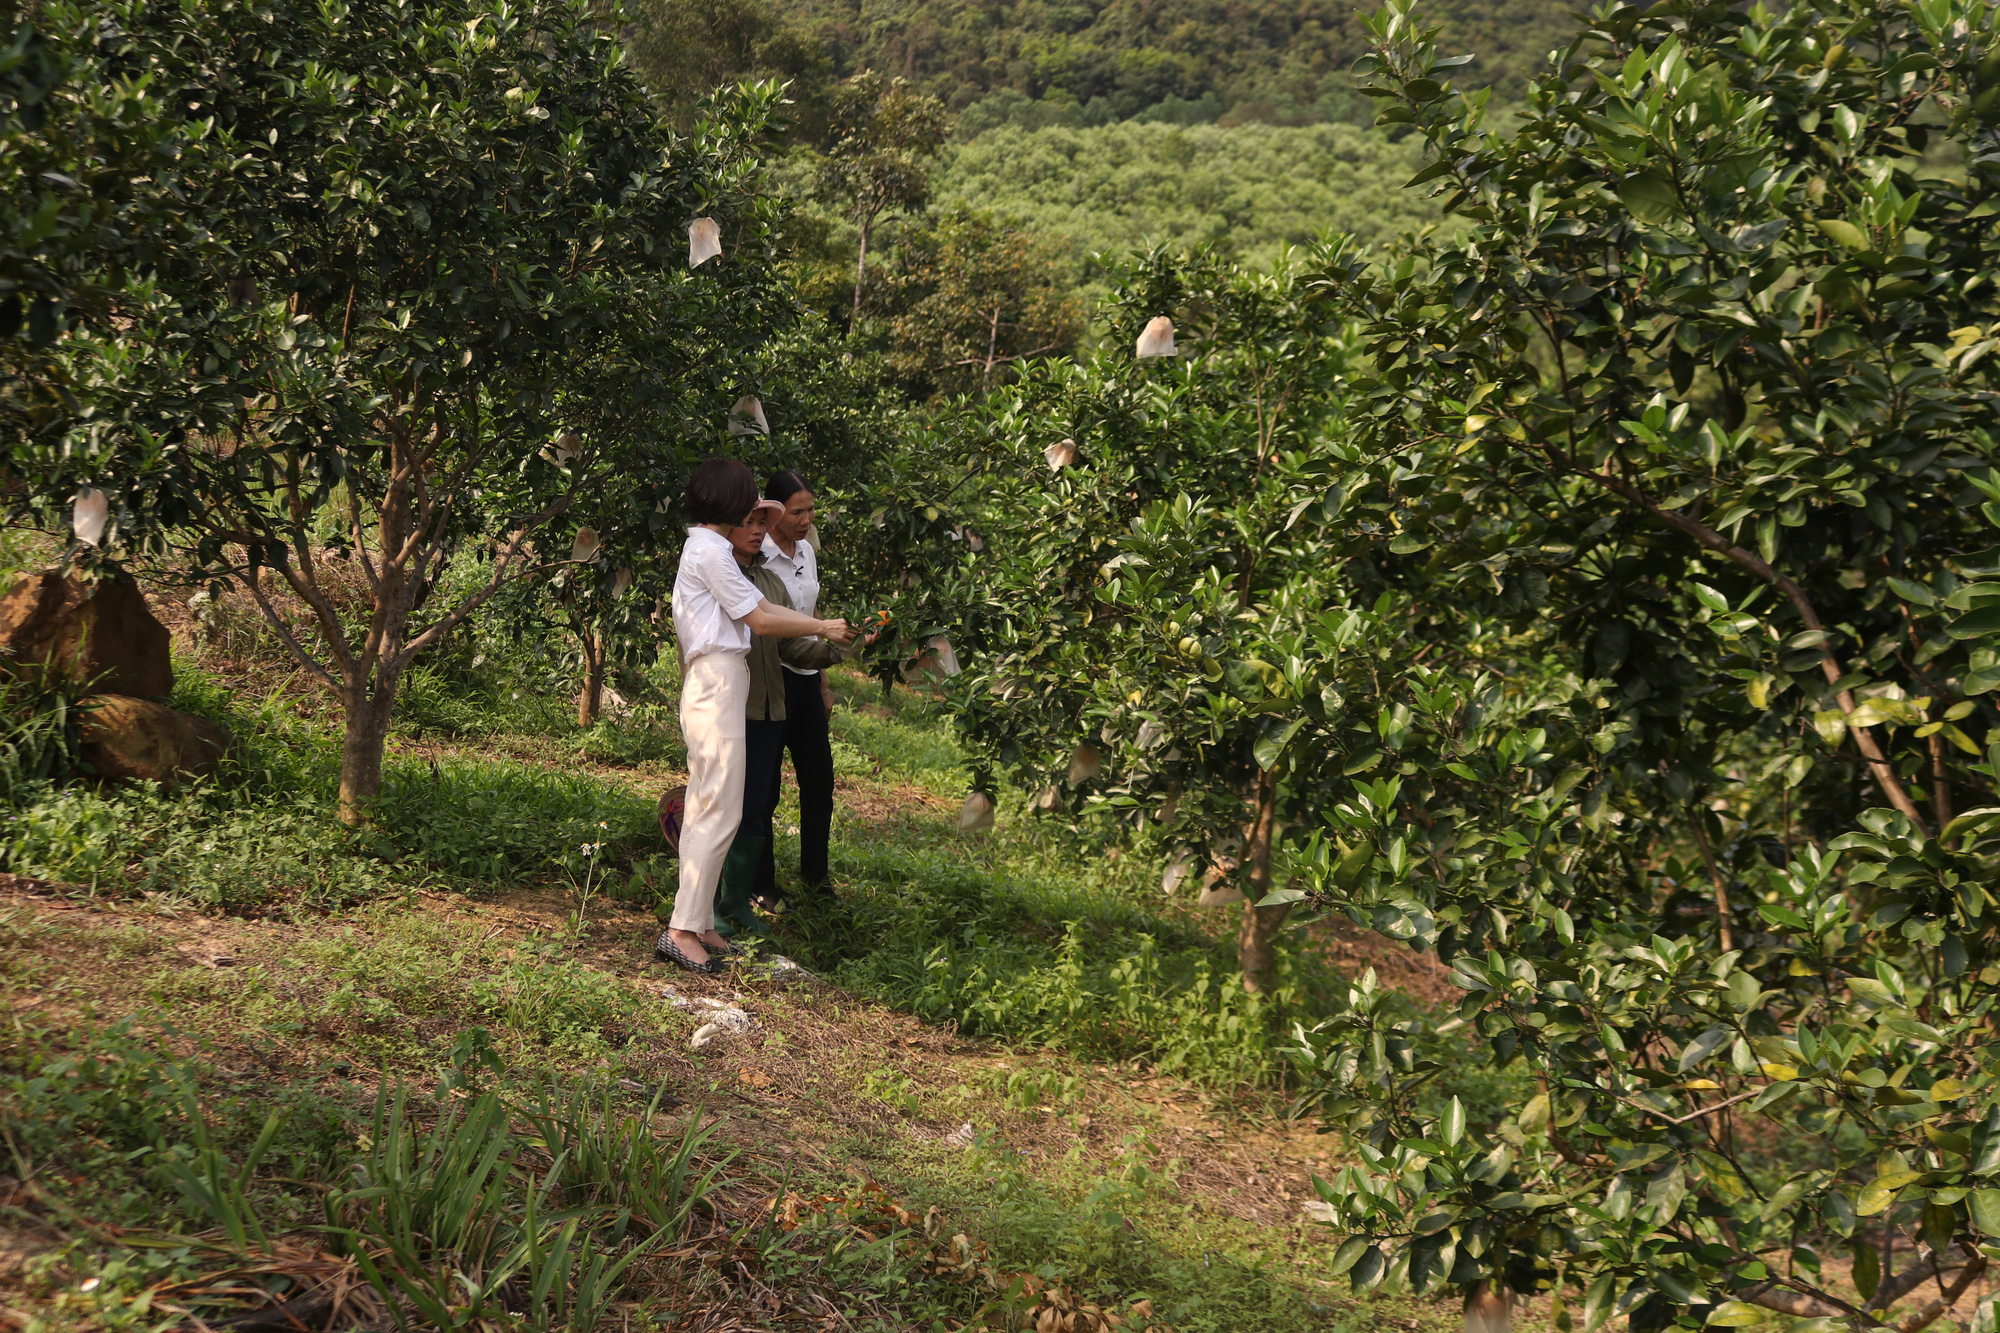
[690,1005,756,1049]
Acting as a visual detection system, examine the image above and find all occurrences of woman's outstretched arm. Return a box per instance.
[746,600,852,643]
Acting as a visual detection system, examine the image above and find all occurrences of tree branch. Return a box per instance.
[1893,1254,1987,1333]
[1561,449,1927,831]
[1742,1245,1987,1331]
[1687,804,1736,951]
[1619,1085,1764,1126]
[239,565,342,692]
[1871,1245,1983,1313]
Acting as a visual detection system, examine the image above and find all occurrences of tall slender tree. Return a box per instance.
[815,71,951,331]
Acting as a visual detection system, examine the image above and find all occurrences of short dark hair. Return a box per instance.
[686,458,757,525]
[766,469,812,505]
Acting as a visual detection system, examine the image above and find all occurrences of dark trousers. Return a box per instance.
[774,669,836,891]
[718,719,787,916]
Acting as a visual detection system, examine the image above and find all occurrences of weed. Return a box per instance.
[0,658,669,906]
[860,1068,924,1116]
[570,703,685,767]
[997,1066,1083,1112]
[466,954,642,1055]
[521,1079,728,1231]
[0,669,89,801]
[8,1017,728,1333]
[793,829,1317,1089]
[2,785,123,885]
[380,756,653,886]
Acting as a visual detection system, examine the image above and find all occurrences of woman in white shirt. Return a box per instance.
[755,469,840,903]
[660,459,852,975]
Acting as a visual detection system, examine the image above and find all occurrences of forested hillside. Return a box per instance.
[629,0,1578,128]
[775,0,1574,116]
[935,120,1440,266]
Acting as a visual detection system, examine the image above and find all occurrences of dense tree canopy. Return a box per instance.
[871,205,1085,397]
[752,0,1581,120]
[12,0,816,821]
[9,0,2000,1328]
[864,0,2000,1328]
[0,0,173,469]
[935,120,1445,268]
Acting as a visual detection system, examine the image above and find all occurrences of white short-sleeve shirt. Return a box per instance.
[761,533,822,675]
[672,527,763,662]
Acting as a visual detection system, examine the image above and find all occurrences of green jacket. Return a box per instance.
[744,554,845,722]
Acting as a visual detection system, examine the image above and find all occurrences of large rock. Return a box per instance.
[0,571,173,698]
[79,696,228,785]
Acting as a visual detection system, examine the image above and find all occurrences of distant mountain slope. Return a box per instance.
[765,0,1582,120]
[935,121,1447,266]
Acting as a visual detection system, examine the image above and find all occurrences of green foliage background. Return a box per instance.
[934,121,1445,270]
[758,0,1577,118]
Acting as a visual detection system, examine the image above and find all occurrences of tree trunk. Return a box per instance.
[1237,770,1290,994]
[1929,730,1954,830]
[337,686,394,827]
[850,216,873,334]
[577,631,605,728]
[1688,805,1735,952]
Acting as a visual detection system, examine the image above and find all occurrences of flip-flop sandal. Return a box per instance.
[653,930,723,975]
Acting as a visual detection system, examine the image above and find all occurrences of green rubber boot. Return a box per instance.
[713,833,772,938]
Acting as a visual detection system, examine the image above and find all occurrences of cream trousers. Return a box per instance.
[671,651,748,932]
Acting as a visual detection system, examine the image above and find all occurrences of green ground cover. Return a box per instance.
[0,656,1499,1332]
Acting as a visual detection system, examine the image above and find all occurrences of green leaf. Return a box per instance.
[1758,903,1808,930]
[1942,808,2000,841]
[1676,1024,1730,1072]
[1947,604,2000,639]
[1442,1096,1466,1146]
[1253,718,1306,769]
[1706,1302,1766,1326]
[1329,1235,1371,1271]
[1857,1170,1925,1216]
[1816,218,1871,251]
[1414,1208,1457,1234]
[1942,581,2000,610]
[1851,1237,1880,1298]
[1971,1189,2000,1235]
[1618,172,1680,225]
[1223,658,1282,701]
[1887,576,1935,608]
[1404,159,1455,189]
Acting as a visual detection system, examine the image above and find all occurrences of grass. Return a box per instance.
[0,894,1385,1331]
[807,695,1325,1092]
[0,645,1506,1332]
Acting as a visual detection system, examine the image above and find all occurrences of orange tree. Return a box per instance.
[15,0,806,821]
[865,0,2000,1322]
[1286,0,2000,1328]
[864,246,1378,992]
[0,1,173,472]
[489,315,901,727]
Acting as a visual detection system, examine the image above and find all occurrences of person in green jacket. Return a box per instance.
[711,502,849,937]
